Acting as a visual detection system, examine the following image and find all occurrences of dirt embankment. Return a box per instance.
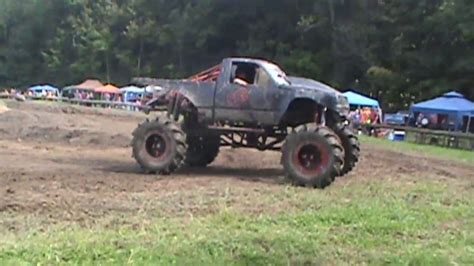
[0,101,145,147]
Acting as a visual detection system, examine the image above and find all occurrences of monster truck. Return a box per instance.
[131,57,360,188]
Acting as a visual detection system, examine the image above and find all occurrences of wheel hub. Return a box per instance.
[294,142,329,175]
[298,144,322,170]
[145,133,167,158]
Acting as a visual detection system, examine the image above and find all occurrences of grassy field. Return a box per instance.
[1,139,473,265]
[360,135,474,164]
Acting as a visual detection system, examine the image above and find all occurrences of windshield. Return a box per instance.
[262,62,291,85]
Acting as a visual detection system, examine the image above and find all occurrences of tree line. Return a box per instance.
[0,0,472,110]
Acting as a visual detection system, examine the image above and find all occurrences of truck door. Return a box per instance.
[214,61,278,124]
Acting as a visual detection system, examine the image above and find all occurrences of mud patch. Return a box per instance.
[0,100,145,147]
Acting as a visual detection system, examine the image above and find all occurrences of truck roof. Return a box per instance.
[188,57,277,81]
[227,57,277,65]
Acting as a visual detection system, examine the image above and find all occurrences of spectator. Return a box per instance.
[360,107,370,124]
[416,113,424,127]
[370,108,378,125]
[416,113,430,128]
[352,109,361,129]
[136,98,144,111]
[440,117,447,130]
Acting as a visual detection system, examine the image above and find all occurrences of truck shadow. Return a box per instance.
[181,166,285,184]
[101,162,285,184]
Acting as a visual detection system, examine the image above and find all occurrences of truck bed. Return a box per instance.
[132,77,217,109]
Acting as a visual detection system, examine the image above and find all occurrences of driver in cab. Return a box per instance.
[233,68,249,86]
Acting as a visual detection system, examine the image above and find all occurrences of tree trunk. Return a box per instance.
[136,36,144,76]
[105,50,110,83]
[328,0,339,83]
[178,39,184,76]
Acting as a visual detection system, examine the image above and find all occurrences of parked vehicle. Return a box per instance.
[384,111,409,126]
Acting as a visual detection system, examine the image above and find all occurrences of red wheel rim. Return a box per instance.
[292,142,330,176]
[145,132,168,159]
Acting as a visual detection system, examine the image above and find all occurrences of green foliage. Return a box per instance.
[0,0,473,109]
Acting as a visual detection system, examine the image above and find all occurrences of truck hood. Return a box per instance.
[287,76,341,95]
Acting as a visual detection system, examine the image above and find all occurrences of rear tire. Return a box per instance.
[335,126,360,176]
[132,118,187,175]
[281,125,344,188]
[185,134,220,167]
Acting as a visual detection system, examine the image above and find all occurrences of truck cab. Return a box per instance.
[212,58,288,124]
[136,57,350,127]
[210,58,350,127]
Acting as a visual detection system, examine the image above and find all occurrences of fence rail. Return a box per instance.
[0,93,146,111]
[373,124,474,150]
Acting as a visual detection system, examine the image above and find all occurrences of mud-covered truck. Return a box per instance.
[132,57,360,188]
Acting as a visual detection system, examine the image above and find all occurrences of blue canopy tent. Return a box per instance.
[120,85,162,102]
[410,91,474,131]
[28,85,59,97]
[120,86,149,102]
[342,90,380,107]
[343,90,383,125]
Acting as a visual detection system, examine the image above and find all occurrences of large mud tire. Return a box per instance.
[132,118,186,175]
[185,134,220,167]
[281,125,344,188]
[335,127,360,176]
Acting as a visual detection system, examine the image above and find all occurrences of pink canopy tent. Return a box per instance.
[72,79,104,90]
[94,84,121,94]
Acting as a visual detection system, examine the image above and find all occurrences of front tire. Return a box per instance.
[132,118,187,174]
[281,125,344,188]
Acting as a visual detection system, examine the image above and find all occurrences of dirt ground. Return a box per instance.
[1,100,473,231]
